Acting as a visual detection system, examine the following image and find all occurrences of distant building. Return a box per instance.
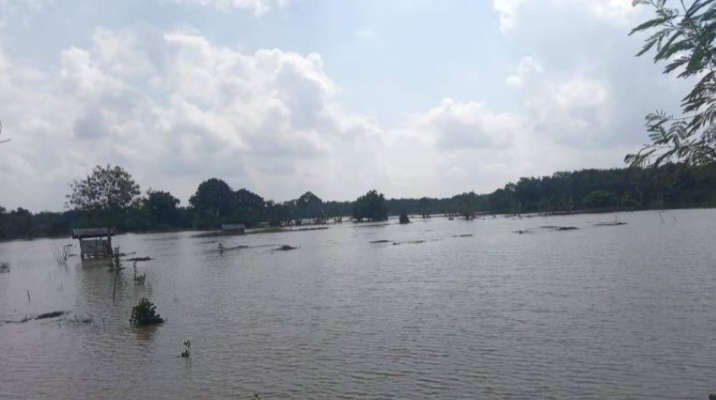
[72,228,114,258]
[221,224,246,235]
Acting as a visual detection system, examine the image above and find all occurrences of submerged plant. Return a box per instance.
[133,261,146,285]
[399,213,411,224]
[130,297,164,326]
[181,339,191,358]
[0,262,9,274]
[52,244,72,266]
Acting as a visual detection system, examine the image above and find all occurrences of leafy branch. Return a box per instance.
[627,0,716,167]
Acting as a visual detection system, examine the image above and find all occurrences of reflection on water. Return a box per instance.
[1,210,715,399]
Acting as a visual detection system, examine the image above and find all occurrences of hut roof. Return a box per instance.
[72,228,114,239]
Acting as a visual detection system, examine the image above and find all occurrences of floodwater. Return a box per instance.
[0,209,715,399]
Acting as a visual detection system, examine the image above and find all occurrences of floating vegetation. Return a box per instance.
[454,234,474,238]
[0,262,9,274]
[5,310,68,324]
[392,239,438,246]
[36,311,68,320]
[594,221,627,227]
[130,298,165,327]
[64,314,94,325]
[399,213,411,224]
[513,229,531,235]
[370,240,391,244]
[541,226,579,231]
[126,256,152,262]
[276,245,298,251]
[52,244,73,266]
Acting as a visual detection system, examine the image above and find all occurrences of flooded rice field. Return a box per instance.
[1,209,715,399]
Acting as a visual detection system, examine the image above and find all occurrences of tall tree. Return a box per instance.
[353,190,388,222]
[145,190,181,227]
[232,188,266,227]
[296,191,324,221]
[627,0,716,167]
[66,164,141,226]
[189,178,233,228]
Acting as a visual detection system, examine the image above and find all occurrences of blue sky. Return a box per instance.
[0,0,692,211]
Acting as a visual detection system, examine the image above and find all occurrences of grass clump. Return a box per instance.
[130,297,164,326]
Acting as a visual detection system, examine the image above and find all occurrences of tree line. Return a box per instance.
[2,162,716,241]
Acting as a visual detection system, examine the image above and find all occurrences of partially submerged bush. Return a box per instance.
[0,262,9,274]
[399,213,410,224]
[130,298,164,326]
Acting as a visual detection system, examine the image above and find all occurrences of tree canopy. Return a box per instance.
[627,0,716,167]
[5,163,716,241]
[353,190,388,222]
[66,164,141,226]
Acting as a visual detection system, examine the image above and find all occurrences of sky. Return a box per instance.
[0,0,693,211]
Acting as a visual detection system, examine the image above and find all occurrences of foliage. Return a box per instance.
[189,178,234,229]
[130,297,164,326]
[399,213,411,224]
[145,190,182,228]
[296,191,324,222]
[6,163,716,241]
[627,0,716,167]
[0,262,9,274]
[66,165,141,227]
[581,190,618,209]
[67,165,140,213]
[353,190,388,222]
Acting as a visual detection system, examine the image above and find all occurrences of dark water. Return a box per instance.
[0,210,715,399]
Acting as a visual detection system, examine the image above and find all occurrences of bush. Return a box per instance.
[130,297,164,326]
[399,213,410,224]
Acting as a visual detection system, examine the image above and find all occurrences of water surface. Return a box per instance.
[1,209,715,399]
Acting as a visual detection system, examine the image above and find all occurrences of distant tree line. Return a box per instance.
[2,162,716,240]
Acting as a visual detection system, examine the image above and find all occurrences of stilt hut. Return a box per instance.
[72,228,114,259]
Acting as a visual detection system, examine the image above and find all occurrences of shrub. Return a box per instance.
[130,298,164,326]
[399,213,410,224]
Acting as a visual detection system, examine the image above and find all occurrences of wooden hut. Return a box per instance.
[221,223,246,235]
[72,228,114,259]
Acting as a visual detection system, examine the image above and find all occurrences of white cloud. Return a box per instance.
[160,0,292,15]
[494,0,642,32]
[412,98,522,150]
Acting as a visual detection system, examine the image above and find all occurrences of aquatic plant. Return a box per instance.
[133,261,146,285]
[130,298,164,326]
[181,339,191,358]
[52,244,72,266]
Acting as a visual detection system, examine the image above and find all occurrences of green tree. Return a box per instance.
[582,190,618,209]
[353,190,388,222]
[626,0,716,167]
[145,190,181,228]
[189,178,233,228]
[296,191,324,222]
[66,164,141,226]
[232,188,266,227]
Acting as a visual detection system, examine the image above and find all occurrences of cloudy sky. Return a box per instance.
[0,0,691,211]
